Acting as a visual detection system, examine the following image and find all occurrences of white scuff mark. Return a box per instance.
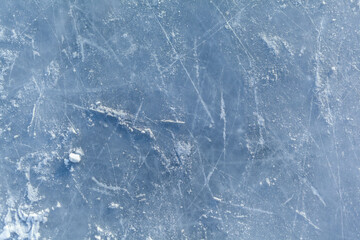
[314,18,334,126]
[261,33,280,55]
[49,131,56,139]
[220,92,226,121]
[11,29,18,41]
[68,126,78,135]
[65,114,79,135]
[10,99,19,107]
[310,185,326,207]
[108,202,123,209]
[46,60,60,86]
[240,204,273,215]
[0,26,5,40]
[152,144,171,168]
[160,119,185,124]
[296,210,321,230]
[213,196,222,202]
[133,101,143,124]
[229,202,273,215]
[27,77,44,136]
[77,36,85,62]
[260,33,294,56]
[94,224,116,240]
[27,103,37,135]
[194,39,200,82]
[220,90,226,159]
[302,178,327,207]
[265,177,271,186]
[135,193,147,202]
[282,194,294,205]
[92,177,129,194]
[72,51,79,58]
[242,206,273,215]
[71,176,89,203]
[90,103,156,139]
[149,4,215,126]
[90,187,113,196]
[135,127,155,140]
[30,38,40,59]
[254,112,265,127]
[235,215,247,219]
[78,36,108,58]
[252,87,265,145]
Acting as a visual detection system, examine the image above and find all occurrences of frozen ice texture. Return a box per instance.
[0,0,360,239]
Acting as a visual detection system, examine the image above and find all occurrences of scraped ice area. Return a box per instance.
[1,1,360,239]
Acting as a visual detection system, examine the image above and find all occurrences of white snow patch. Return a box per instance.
[68,147,84,163]
[0,207,49,240]
[27,183,42,202]
[175,141,192,157]
[69,152,81,163]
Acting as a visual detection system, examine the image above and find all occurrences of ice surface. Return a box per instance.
[1,0,360,239]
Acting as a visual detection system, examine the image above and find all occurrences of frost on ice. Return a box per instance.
[1,1,360,239]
